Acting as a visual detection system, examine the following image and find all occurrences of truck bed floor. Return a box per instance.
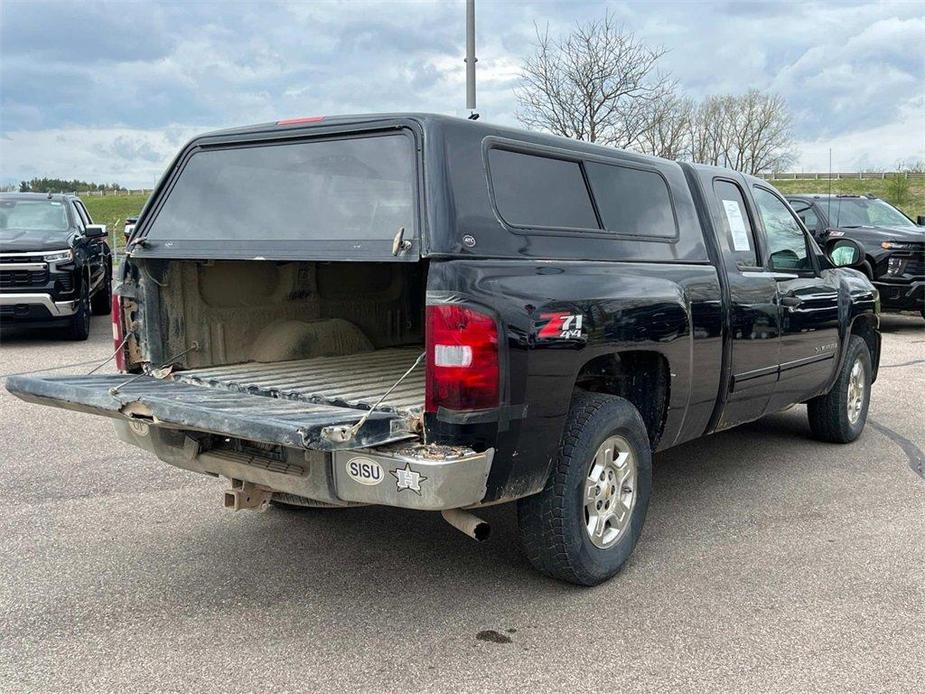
[174,346,425,415]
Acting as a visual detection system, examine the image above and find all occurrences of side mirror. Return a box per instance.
[84,223,107,239]
[124,217,138,240]
[916,215,925,226]
[825,238,864,268]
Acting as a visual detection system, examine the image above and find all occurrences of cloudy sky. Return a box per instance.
[1,0,923,188]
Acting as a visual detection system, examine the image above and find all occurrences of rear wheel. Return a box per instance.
[806,335,871,443]
[65,286,91,341]
[517,392,652,586]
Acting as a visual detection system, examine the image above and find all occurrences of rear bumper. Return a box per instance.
[332,445,492,510]
[115,421,493,511]
[873,280,924,311]
[0,292,78,320]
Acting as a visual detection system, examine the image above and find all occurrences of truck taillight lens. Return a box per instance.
[425,304,499,413]
[111,290,126,372]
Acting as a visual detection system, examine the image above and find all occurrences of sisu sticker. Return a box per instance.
[391,463,427,495]
[538,312,585,340]
[346,457,384,486]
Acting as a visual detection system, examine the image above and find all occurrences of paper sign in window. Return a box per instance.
[722,199,751,252]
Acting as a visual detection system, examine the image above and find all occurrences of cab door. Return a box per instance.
[750,186,840,412]
[71,200,106,293]
[708,176,781,429]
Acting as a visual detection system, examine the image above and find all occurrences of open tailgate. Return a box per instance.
[5,373,414,451]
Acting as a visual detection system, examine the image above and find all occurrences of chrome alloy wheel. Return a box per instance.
[847,358,866,425]
[584,436,637,549]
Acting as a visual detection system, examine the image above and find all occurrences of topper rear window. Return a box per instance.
[145,132,416,243]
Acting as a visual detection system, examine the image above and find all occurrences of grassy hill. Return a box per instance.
[769,177,924,220]
[82,193,149,247]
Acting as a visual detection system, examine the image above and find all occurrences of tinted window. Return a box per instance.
[0,199,70,233]
[488,149,599,229]
[827,197,916,228]
[585,163,676,238]
[75,200,92,224]
[789,201,819,234]
[147,133,416,242]
[713,180,758,266]
[753,187,812,272]
[71,202,87,228]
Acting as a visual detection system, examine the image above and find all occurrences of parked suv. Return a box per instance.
[0,193,112,339]
[786,194,925,317]
[7,115,880,585]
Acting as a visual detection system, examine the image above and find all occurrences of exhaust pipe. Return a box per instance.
[441,508,491,542]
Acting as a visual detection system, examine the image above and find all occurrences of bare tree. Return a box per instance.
[515,15,674,148]
[635,92,694,159]
[514,14,794,173]
[685,91,794,174]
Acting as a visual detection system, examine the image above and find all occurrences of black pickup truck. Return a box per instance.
[0,192,112,339]
[786,194,925,317]
[6,115,880,585]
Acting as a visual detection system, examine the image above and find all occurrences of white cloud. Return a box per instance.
[0,126,204,188]
[794,95,925,171]
[0,0,922,186]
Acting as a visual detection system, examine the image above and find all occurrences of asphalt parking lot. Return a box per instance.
[1,314,923,693]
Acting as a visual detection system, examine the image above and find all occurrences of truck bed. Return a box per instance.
[175,346,425,415]
[6,347,425,451]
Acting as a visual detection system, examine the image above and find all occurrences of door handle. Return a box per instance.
[780,295,802,308]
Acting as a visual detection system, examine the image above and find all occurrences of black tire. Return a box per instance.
[90,270,112,316]
[517,392,652,586]
[806,335,871,443]
[65,286,91,341]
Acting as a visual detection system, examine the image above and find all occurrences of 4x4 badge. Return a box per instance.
[391,463,427,495]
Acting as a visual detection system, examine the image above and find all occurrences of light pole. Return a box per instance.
[465,0,477,117]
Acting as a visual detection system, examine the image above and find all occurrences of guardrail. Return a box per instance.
[762,172,925,180]
[74,189,154,196]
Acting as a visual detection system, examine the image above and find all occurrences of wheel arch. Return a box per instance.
[572,350,671,451]
[849,313,880,383]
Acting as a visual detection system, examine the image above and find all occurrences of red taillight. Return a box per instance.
[425,304,499,413]
[111,290,126,372]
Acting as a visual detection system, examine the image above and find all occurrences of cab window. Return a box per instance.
[74,200,92,225]
[713,179,759,266]
[70,202,87,229]
[753,187,814,273]
[790,201,820,236]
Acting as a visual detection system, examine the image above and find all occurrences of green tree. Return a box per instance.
[885,173,911,208]
[18,177,125,193]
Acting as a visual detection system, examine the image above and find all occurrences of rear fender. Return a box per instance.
[425,258,720,502]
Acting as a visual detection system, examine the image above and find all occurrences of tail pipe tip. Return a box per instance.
[441,508,490,542]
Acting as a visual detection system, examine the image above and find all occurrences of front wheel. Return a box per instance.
[90,270,112,316]
[65,287,91,341]
[517,392,652,586]
[806,335,871,443]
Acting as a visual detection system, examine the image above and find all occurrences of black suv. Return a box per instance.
[0,193,112,339]
[786,194,925,317]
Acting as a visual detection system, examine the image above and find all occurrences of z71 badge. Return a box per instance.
[538,312,586,340]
